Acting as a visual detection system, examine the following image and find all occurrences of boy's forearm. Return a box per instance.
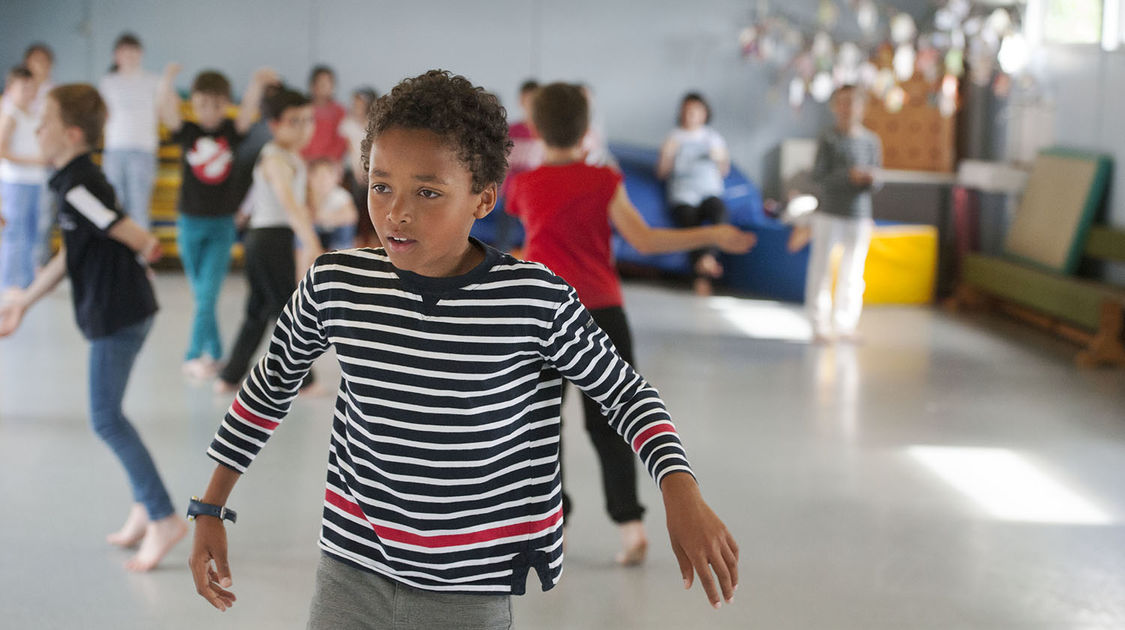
[660,470,700,496]
[200,463,243,507]
[157,72,182,131]
[236,78,266,133]
[633,225,723,255]
[107,217,159,256]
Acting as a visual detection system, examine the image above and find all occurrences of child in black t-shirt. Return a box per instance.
[0,84,187,572]
[157,65,277,379]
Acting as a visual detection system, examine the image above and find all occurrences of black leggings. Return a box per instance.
[220,227,314,388]
[670,196,728,276]
[560,306,645,524]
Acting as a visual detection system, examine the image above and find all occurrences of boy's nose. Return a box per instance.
[386,198,410,223]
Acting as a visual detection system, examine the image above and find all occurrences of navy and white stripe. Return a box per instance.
[207,247,693,594]
[812,127,882,219]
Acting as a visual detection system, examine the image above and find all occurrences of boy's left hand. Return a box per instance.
[661,472,739,609]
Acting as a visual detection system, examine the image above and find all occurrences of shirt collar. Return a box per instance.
[48,152,95,191]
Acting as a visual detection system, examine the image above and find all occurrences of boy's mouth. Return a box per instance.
[385,235,416,251]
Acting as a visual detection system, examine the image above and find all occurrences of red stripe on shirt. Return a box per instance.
[232,398,280,431]
[327,488,563,549]
[632,421,677,452]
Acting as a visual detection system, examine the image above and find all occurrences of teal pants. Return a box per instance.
[177,213,237,361]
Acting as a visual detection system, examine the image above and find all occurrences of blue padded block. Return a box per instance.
[723,223,810,303]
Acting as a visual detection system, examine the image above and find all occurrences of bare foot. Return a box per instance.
[615,520,648,566]
[106,503,148,548]
[124,515,188,572]
[183,358,217,381]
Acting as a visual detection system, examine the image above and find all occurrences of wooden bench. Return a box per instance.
[950,225,1125,367]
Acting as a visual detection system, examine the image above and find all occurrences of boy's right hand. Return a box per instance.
[712,225,756,254]
[163,62,182,79]
[189,517,237,611]
[849,167,874,186]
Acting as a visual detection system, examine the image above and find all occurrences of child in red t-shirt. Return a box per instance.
[301,65,347,163]
[506,82,755,565]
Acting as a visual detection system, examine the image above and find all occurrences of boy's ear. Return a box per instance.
[64,125,87,150]
[472,183,497,219]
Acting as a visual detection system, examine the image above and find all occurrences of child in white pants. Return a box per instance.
[805,213,873,340]
[805,84,881,342]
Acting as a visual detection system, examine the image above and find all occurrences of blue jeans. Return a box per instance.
[0,180,41,290]
[102,149,156,231]
[177,214,237,361]
[317,224,356,251]
[89,316,175,520]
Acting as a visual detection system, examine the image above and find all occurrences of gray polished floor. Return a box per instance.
[2,272,1124,629]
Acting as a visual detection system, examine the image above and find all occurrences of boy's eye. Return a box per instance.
[370,183,389,193]
[418,189,441,199]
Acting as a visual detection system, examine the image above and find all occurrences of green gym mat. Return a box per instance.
[1003,148,1112,274]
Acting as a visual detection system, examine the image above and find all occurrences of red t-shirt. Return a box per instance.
[507,162,624,310]
[301,101,348,162]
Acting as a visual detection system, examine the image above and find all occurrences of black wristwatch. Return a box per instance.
[187,497,237,524]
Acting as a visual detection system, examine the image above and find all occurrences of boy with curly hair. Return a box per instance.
[188,70,738,629]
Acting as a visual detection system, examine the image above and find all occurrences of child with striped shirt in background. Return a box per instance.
[187,70,739,629]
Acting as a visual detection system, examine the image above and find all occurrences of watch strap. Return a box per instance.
[187,496,237,524]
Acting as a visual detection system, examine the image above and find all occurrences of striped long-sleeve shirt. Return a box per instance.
[207,244,693,595]
[812,126,882,220]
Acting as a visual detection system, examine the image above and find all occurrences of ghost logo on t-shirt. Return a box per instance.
[186,136,233,185]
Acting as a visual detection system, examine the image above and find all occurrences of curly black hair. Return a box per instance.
[361,70,512,194]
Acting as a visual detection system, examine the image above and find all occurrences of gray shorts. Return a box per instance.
[307,554,513,630]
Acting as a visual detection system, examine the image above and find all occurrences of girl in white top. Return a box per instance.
[0,66,48,290]
[657,92,732,296]
[98,33,161,231]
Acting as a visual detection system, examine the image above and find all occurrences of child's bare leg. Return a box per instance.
[106,503,149,548]
[694,253,723,279]
[124,514,188,572]
[615,519,648,566]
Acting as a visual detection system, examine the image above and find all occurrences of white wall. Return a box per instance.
[5,0,935,196]
[1037,44,1125,228]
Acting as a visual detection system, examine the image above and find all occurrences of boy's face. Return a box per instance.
[191,92,229,131]
[350,94,369,121]
[114,44,142,72]
[831,90,864,128]
[269,105,314,151]
[518,90,536,118]
[36,97,77,166]
[312,74,335,101]
[681,100,707,129]
[367,127,495,278]
[25,50,51,82]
